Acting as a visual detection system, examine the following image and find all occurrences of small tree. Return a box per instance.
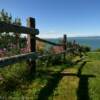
[0,9,22,56]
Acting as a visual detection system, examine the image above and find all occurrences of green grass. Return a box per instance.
[50,52,100,100]
[0,52,100,100]
[0,59,67,99]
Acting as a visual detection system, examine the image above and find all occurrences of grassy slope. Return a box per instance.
[0,52,100,100]
[0,62,67,100]
[50,52,100,100]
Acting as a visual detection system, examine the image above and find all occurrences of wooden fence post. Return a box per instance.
[27,17,36,75]
[63,34,67,62]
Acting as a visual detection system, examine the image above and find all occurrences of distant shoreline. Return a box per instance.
[39,36,100,39]
[43,37,100,50]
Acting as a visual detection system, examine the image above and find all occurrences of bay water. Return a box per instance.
[47,37,100,50]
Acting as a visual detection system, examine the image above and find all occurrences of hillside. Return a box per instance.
[0,52,100,100]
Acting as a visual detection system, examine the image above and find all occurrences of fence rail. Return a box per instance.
[36,37,63,46]
[0,17,67,75]
[0,52,37,67]
[0,21,39,34]
[0,51,66,68]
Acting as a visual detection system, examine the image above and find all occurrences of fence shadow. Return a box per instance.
[37,58,84,100]
[37,58,80,100]
[77,74,95,100]
[76,61,96,100]
[61,61,96,100]
[37,59,96,100]
[37,71,64,100]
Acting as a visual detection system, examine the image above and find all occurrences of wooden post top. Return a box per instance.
[27,17,35,28]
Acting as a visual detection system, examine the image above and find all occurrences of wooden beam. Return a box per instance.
[0,51,66,68]
[63,34,67,61]
[36,37,63,46]
[0,21,39,35]
[38,51,66,59]
[27,17,36,75]
[0,52,37,68]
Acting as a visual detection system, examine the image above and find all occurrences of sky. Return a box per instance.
[0,0,100,38]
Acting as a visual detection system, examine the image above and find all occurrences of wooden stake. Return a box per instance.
[27,17,36,75]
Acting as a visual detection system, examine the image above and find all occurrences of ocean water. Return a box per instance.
[47,37,100,50]
[68,37,100,50]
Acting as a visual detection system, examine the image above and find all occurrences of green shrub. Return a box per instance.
[81,45,91,52]
[94,48,100,52]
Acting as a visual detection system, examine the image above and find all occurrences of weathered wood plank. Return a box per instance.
[36,37,63,46]
[0,52,37,68]
[38,51,66,59]
[0,51,66,68]
[0,21,39,35]
[27,17,36,75]
[63,34,67,61]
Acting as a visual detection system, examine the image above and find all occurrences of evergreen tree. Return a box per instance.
[0,9,22,54]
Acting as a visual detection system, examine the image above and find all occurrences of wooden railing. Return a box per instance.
[0,17,67,75]
[0,20,39,34]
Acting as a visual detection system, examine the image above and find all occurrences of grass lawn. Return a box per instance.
[0,52,100,100]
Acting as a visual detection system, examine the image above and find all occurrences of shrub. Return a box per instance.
[80,45,91,52]
[94,48,100,52]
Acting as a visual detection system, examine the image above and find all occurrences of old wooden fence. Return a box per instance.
[0,17,67,74]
